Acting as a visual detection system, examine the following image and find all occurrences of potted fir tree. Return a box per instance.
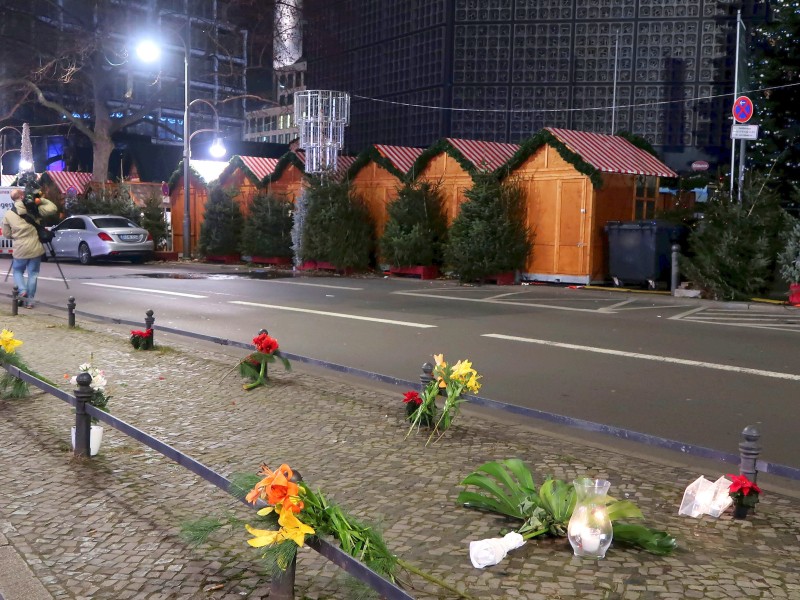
[778,219,800,305]
[445,172,531,284]
[241,192,294,265]
[301,175,374,272]
[380,180,448,279]
[198,185,244,264]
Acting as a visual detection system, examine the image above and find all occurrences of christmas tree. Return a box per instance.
[197,185,243,257]
[241,192,294,258]
[445,172,531,283]
[302,176,374,269]
[380,180,447,267]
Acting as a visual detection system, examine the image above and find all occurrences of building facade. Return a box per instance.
[243,60,306,144]
[0,0,248,172]
[304,0,769,173]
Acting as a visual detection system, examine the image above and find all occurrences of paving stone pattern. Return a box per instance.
[0,313,799,599]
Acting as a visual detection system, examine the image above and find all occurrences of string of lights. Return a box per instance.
[351,80,800,115]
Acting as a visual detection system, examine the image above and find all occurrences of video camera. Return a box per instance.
[17,172,42,217]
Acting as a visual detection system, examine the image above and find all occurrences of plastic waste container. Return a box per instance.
[604,220,686,288]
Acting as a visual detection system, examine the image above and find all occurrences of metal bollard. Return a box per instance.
[270,467,302,600]
[420,362,434,393]
[739,425,761,483]
[270,558,297,600]
[67,296,76,328]
[145,309,155,348]
[73,372,93,459]
[11,285,19,316]
[670,243,681,295]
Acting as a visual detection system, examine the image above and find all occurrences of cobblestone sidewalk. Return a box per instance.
[0,311,799,599]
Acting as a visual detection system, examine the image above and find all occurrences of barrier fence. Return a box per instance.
[5,291,415,600]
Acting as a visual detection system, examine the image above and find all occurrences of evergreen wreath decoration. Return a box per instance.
[346,145,410,181]
[263,151,306,185]
[501,130,604,188]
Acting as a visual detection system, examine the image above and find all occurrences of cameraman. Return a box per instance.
[2,187,57,309]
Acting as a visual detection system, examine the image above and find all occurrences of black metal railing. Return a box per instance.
[1,360,414,599]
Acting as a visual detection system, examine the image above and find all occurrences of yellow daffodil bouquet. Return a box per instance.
[0,329,48,398]
[406,353,481,444]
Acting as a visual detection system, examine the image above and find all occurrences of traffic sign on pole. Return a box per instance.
[732,96,753,123]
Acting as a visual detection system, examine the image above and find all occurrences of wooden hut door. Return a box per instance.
[555,180,586,274]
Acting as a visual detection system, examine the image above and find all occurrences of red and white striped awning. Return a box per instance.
[336,155,356,172]
[43,171,93,194]
[446,139,520,172]
[239,156,280,180]
[375,145,424,174]
[1,175,16,187]
[287,151,356,175]
[545,128,677,178]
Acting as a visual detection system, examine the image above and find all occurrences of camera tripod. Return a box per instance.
[4,240,69,292]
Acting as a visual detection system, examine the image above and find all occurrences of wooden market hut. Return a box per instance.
[346,144,424,237]
[167,161,217,257]
[215,155,281,215]
[409,138,520,222]
[38,171,94,209]
[261,150,357,199]
[501,128,678,284]
[261,151,305,200]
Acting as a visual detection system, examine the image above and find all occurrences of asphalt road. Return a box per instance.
[20,258,800,469]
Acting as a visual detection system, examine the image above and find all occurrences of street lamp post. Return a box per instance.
[137,19,226,259]
[182,13,190,258]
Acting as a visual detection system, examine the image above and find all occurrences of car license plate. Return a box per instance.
[120,234,139,241]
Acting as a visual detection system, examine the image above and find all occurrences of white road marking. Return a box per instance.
[684,316,794,321]
[82,282,207,298]
[482,333,800,381]
[598,299,636,312]
[393,290,598,312]
[669,307,707,320]
[259,280,363,290]
[37,276,71,283]
[230,300,436,328]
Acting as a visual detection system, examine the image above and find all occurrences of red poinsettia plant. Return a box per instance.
[727,474,762,508]
[238,329,291,390]
[130,328,154,350]
[402,389,435,427]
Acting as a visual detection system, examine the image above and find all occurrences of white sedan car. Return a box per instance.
[49,215,154,264]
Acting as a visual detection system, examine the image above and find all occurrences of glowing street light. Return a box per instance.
[136,25,229,259]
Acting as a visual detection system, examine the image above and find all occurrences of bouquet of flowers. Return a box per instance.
[243,463,399,580]
[238,330,291,390]
[181,463,473,598]
[130,328,154,350]
[68,358,111,423]
[0,329,37,398]
[405,353,481,444]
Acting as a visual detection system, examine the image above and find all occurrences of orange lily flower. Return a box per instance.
[246,463,301,507]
